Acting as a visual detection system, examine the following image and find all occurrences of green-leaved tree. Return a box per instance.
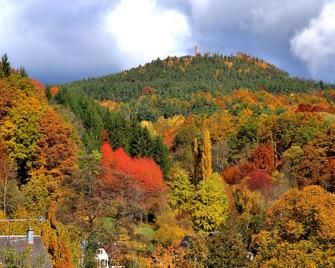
[191,173,229,233]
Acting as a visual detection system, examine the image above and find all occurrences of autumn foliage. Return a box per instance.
[101,143,166,194]
[247,169,272,193]
[3,53,335,267]
[251,143,275,174]
[221,162,254,186]
[50,86,60,97]
[31,79,44,90]
[33,109,77,179]
[141,86,155,95]
[252,186,335,267]
[221,165,243,185]
[295,103,325,113]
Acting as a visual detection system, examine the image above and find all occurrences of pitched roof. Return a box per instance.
[0,235,52,267]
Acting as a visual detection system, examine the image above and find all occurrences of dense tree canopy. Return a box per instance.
[252,186,335,267]
[1,52,335,267]
[55,88,171,177]
[61,53,333,120]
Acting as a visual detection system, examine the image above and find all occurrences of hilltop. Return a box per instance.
[61,52,331,120]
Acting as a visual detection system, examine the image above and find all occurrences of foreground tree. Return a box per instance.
[191,173,229,233]
[207,219,249,268]
[61,153,111,235]
[168,166,194,212]
[0,97,44,182]
[0,143,20,217]
[251,185,335,267]
[0,247,30,268]
[294,124,335,192]
[32,108,77,180]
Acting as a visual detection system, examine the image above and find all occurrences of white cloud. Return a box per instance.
[105,0,192,66]
[0,0,16,42]
[290,1,335,81]
[0,0,125,83]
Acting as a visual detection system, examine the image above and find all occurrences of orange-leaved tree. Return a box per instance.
[251,143,275,174]
[251,185,335,267]
[101,143,166,194]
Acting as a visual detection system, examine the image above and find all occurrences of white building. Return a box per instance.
[96,248,109,268]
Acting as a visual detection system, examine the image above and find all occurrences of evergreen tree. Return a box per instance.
[18,66,28,77]
[1,54,11,77]
[45,85,52,100]
[55,88,170,174]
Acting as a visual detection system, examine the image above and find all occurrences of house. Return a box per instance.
[96,247,109,268]
[0,228,52,267]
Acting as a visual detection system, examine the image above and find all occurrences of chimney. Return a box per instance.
[27,227,34,244]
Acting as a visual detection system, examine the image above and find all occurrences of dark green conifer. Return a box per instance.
[19,66,28,77]
[1,53,11,77]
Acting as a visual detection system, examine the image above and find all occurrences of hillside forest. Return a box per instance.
[0,52,335,267]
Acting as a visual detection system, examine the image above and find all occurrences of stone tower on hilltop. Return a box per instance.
[194,46,201,56]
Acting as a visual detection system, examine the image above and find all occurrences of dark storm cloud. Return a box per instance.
[0,0,334,83]
[0,0,122,83]
[174,0,332,80]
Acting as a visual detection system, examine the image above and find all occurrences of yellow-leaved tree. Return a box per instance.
[191,173,228,233]
[251,185,335,267]
[201,129,212,181]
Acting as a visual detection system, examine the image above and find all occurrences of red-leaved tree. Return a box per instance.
[221,161,254,185]
[252,144,275,174]
[247,169,272,193]
[101,143,166,194]
[221,165,243,185]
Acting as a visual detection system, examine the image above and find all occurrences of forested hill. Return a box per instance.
[61,52,332,120]
[2,51,335,267]
[62,53,329,100]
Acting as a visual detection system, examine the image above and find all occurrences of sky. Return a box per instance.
[0,0,334,84]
